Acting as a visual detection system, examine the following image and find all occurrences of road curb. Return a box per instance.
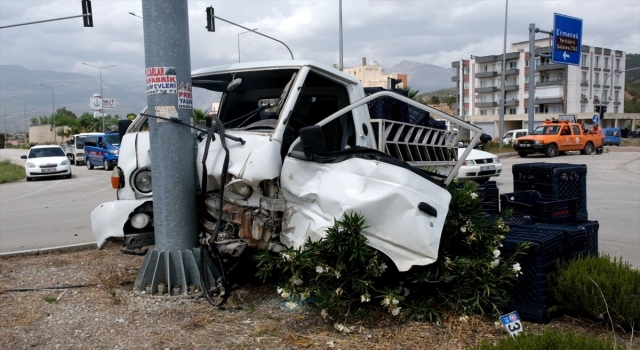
[0,242,97,258]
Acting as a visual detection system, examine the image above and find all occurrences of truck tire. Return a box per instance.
[518,152,528,157]
[104,159,112,171]
[545,144,558,157]
[581,142,594,155]
[87,159,94,170]
[74,158,79,166]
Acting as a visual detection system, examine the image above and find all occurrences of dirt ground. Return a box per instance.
[0,243,636,350]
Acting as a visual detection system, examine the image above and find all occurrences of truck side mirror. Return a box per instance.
[299,125,326,159]
[20,155,27,159]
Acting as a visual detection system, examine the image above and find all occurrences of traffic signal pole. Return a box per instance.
[133,0,217,298]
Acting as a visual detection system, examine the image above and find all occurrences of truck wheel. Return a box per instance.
[518,152,528,157]
[104,159,112,171]
[74,158,79,166]
[545,144,558,157]
[87,160,94,170]
[582,142,594,155]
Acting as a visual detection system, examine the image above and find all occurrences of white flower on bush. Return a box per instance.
[334,323,354,334]
[513,262,522,276]
[493,249,501,258]
[334,270,341,279]
[379,263,388,273]
[490,259,500,268]
[300,291,310,300]
[335,287,343,296]
[391,307,402,316]
[285,301,298,310]
[277,287,290,299]
[459,315,469,323]
[290,276,303,286]
[470,192,478,199]
[321,309,329,319]
[361,294,371,303]
[281,252,294,262]
[316,265,325,274]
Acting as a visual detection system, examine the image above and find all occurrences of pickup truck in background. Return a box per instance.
[91,60,482,272]
[513,119,603,157]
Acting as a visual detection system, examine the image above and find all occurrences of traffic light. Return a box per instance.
[206,7,215,32]
[81,0,93,27]
[600,105,607,120]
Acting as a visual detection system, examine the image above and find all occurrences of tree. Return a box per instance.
[403,87,421,100]
[126,113,137,120]
[193,108,206,122]
[429,95,441,105]
[30,117,40,126]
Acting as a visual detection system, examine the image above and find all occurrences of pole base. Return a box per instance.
[133,246,223,298]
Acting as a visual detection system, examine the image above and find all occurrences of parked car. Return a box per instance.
[456,148,502,184]
[602,127,621,146]
[20,145,72,181]
[502,129,528,144]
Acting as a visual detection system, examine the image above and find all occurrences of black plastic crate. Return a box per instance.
[532,223,589,260]
[512,163,587,221]
[501,227,564,323]
[577,220,599,257]
[484,213,533,227]
[479,181,500,213]
[501,191,577,225]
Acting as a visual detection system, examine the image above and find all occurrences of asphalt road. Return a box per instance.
[1,147,639,267]
[0,148,114,253]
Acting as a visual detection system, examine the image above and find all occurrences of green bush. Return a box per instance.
[471,329,624,350]
[0,159,26,183]
[551,255,640,329]
[256,180,531,328]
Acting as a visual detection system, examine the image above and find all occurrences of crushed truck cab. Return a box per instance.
[91,60,482,272]
[513,119,603,157]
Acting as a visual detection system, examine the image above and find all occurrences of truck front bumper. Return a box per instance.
[91,199,152,248]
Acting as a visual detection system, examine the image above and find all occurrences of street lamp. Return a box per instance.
[82,62,118,132]
[598,67,640,121]
[128,12,143,19]
[0,104,15,139]
[37,83,66,144]
[238,28,258,63]
[12,95,31,143]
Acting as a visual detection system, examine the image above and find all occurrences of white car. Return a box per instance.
[456,148,502,183]
[21,145,72,181]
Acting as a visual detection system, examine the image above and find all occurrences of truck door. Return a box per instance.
[279,103,452,272]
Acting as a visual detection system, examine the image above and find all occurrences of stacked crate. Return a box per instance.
[500,191,577,225]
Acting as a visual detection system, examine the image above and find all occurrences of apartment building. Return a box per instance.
[344,57,408,89]
[451,39,636,137]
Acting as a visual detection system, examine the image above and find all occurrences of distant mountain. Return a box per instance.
[383,61,456,94]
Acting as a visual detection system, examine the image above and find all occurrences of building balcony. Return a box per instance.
[581,65,589,70]
[594,67,602,71]
[603,84,610,88]
[504,69,519,76]
[536,79,563,87]
[475,71,498,78]
[535,96,563,104]
[580,80,589,86]
[476,101,498,108]
[614,100,621,105]
[614,85,622,89]
[593,84,601,88]
[451,102,460,109]
[476,86,498,93]
[504,84,519,91]
[537,63,566,71]
[603,68,611,72]
[451,75,460,82]
[503,99,519,107]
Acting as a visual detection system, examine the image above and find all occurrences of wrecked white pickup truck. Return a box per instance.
[92,60,481,272]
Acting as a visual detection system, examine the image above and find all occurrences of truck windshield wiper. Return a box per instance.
[140,113,245,145]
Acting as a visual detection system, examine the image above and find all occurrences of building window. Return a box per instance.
[595,56,600,68]
[580,105,586,113]
[614,75,620,86]
[524,107,539,114]
[551,105,562,113]
[509,108,517,114]
[614,106,619,113]
[480,110,487,115]
[581,71,587,83]
[463,96,469,103]
[509,61,518,69]
[616,58,621,70]
[581,54,588,67]
[525,60,529,67]
[603,89,609,101]
[463,67,470,74]
[604,57,609,69]
[614,90,619,102]
[525,76,529,83]
[594,90,600,101]
[595,73,600,85]
[463,81,470,89]
[464,110,469,116]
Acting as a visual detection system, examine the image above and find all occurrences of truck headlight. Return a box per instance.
[132,168,152,194]
[535,140,544,145]
[463,159,475,165]
[109,149,119,155]
[131,213,150,229]
[514,140,519,145]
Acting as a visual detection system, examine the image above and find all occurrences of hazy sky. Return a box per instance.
[0,0,638,84]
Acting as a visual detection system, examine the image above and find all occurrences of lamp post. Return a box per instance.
[238,28,258,63]
[12,95,31,143]
[128,12,143,19]
[0,104,15,139]
[599,67,640,121]
[82,63,118,132]
[37,83,66,144]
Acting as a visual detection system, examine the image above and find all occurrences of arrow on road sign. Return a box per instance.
[563,51,570,60]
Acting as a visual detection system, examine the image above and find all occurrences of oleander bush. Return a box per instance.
[551,255,640,330]
[256,180,530,329]
[471,329,624,350]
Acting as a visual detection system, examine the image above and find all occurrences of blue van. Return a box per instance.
[602,127,621,146]
[85,132,121,170]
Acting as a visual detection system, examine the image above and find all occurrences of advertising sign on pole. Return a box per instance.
[90,94,102,110]
[102,98,116,109]
[552,13,583,65]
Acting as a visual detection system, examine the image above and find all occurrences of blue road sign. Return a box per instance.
[552,13,583,66]
[593,114,599,125]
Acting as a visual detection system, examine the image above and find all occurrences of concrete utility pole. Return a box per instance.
[82,63,117,132]
[498,0,508,146]
[37,83,66,144]
[134,0,206,297]
[339,0,343,71]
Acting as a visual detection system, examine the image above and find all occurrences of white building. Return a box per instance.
[343,57,408,89]
[451,39,637,137]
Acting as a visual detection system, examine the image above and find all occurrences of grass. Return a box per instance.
[0,159,25,183]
